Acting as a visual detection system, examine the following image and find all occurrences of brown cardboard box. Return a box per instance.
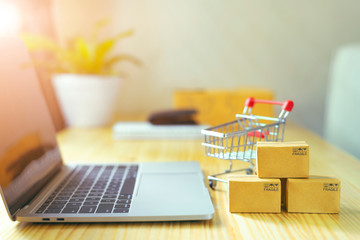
[173,88,274,126]
[286,176,340,213]
[228,176,281,213]
[256,141,309,178]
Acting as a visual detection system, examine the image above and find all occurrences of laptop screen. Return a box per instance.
[0,38,62,219]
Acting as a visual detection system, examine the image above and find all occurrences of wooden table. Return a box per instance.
[1,122,360,239]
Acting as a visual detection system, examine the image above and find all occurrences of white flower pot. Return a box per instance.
[52,74,121,127]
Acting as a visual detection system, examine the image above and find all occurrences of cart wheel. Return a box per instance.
[209,179,217,190]
[246,168,253,175]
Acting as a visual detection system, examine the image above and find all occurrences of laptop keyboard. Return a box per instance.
[35,165,138,214]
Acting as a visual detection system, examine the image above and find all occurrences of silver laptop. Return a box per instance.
[0,38,214,222]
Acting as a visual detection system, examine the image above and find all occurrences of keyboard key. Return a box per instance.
[114,204,130,208]
[58,193,72,197]
[69,198,85,202]
[118,194,132,199]
[86,197,101,201]
[53,201,67,205]
[75,190,90,194]
[113,208,129,213]
[117,199,131,204]
[90,189,104,193]
[83,201,99,205]
[105,191,118,195]
[55,197,70,201]
[40,202,50,208]
[96,204,114,213]
[72,194,87,198]
[109,181,121,185]
[120,178,136,195]
[66,203,82,207]
[103,195,117,199]
[101,199,115,203]
[48,204,66,209]
[45,208,62,214]
[88,193,103,197]
[79,206,96,213]
[36,208,46,214]
[62,207,80,214]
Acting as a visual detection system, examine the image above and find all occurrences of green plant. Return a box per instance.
[22,19,140,76]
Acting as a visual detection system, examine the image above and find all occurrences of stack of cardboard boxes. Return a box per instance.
[229,141,340,213]
[173,88,274,126]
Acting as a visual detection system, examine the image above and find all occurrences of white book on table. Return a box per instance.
[112,122,209,139]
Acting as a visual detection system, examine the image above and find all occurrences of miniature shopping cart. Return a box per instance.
[201,97,294,189]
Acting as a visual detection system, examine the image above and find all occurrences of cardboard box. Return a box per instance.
[256,141,309,178]
[286,176,340,213]
[173,88,274,126]
[228,176,281,213]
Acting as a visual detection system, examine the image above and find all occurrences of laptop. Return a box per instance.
[0,38,214,222]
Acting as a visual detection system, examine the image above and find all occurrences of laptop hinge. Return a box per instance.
[11,209,19,221]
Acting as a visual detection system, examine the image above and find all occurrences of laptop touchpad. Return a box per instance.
[134,173,208,214]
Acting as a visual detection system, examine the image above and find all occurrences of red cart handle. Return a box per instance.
[245,97,294,112]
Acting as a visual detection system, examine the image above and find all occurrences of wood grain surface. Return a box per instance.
[1,122,360,239]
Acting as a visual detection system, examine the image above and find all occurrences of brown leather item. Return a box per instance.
[148,109,198,125]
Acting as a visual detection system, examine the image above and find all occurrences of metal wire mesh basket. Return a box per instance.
[201,97,294,189]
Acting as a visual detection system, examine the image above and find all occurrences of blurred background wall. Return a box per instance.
[2,0,359,136]
[52,0,360,136]
[0,0,65,130]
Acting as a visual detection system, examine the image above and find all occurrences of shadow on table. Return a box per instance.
[235,206,360,235]
[14,218,221,240]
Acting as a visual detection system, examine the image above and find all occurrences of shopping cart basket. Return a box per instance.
[201,97,294,189]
